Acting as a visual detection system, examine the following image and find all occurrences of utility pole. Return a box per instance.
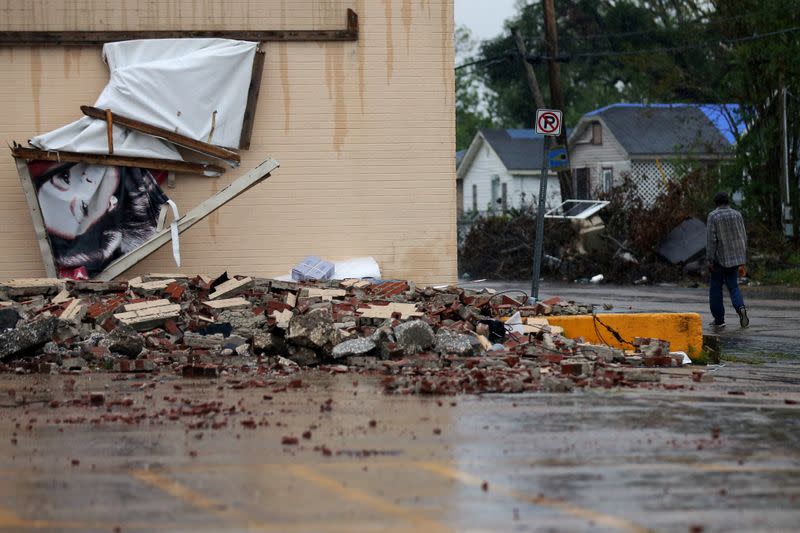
[781,85,794,238]
[542,0,573,200]
[511,28,546,110]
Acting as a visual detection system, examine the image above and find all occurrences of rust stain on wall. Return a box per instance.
[280,2,291,132]
[440,0,452,106]
[30,48,42,132]
[420,0,431,17]
[208,178,220,240]
[401,0,412,52]
[357,0,365,113]
[280,44,291,132]
[383,0,394,83]
[326,44,348,154]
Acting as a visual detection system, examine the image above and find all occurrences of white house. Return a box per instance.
[456,129,561,216]
[568,103,740,205]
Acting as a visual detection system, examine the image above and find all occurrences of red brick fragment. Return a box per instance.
[282,436,299,445]
[164,282,186,301]
[302,431,312,440]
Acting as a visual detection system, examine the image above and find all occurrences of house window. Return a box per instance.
[490,176,500,212]
[574,168,590,200]
[602,167,613,193]
[472,184,477,212]
[501,183,508,213]
[591,122,602,145]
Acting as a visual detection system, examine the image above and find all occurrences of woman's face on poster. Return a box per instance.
[37,163,120,240]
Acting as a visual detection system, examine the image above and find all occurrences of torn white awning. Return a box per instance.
[30,39,258,159]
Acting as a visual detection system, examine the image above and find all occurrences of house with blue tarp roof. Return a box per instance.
[568,103,742,206]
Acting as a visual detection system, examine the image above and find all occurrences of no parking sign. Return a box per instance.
[535,109,562,136]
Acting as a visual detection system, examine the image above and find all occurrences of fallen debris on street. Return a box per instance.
[0,275,697,400]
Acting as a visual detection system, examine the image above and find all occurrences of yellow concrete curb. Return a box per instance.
[545,313,703,354]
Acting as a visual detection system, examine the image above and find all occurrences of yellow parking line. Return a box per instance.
[286,464,451,533]
[131,468,401,533]
[415,461,658,533]
[131,468,271,531]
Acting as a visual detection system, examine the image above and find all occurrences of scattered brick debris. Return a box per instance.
[0,274,702,403]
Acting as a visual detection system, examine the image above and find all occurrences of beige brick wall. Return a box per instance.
[0,0,457,285]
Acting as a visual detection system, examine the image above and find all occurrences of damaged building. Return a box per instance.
[0,0,457,285]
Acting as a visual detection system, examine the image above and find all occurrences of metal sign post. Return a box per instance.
[531,109,563,303]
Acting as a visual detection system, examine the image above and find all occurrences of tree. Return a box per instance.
[455,26,495,151]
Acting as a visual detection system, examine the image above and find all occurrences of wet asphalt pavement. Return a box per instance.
[1,362,799,533]
[1,282,798,532]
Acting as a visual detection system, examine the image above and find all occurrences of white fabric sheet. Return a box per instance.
[31,39,258,159]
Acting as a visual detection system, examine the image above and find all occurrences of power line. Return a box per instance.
[569,9,782,42]
[455,24,800,70]
[572,24,800,58]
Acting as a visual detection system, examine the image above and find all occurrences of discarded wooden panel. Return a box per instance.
[14,158,58,278]
[0,9,359,46]
[208,277,254,300]
[357,303,422,320]
[82,105,240,166]
[123,299,171,312]
[202,297,251,310]
[95,158,279,281]
[239,49,265,150]
[11,145,225,177]
[353,281,371,289]
[340,279,359,288]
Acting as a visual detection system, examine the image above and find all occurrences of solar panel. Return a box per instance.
[544,199,609,219]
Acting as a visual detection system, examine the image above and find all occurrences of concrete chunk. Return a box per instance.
[209,277,254,300]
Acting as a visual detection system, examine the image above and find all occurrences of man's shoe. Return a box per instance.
[708,320,726,330]
[737,306,749,328]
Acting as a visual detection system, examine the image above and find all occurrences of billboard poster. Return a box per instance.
[27,161,168,279]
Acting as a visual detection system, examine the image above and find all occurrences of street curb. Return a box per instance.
[740,285,800,301]
[546,313,703,354]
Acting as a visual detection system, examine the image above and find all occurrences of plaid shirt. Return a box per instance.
[706,206,747,268]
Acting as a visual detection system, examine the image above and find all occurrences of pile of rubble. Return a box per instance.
[0,274,691,395]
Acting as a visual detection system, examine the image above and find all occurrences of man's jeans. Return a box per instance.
[709,262,744,325]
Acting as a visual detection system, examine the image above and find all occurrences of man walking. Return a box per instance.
[706,191,749,329]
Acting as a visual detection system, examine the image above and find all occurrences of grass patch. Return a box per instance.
[722,352,797,364]
[759,267,800,286]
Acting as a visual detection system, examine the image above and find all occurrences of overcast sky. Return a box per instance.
[455,0,519,41]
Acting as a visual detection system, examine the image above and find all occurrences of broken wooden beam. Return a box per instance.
[81,105,241,167]
[95,158,279,281]
[11,145,225,177]
[0,9,359,45]
[239,49,265,150]
[14,158,58,278]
